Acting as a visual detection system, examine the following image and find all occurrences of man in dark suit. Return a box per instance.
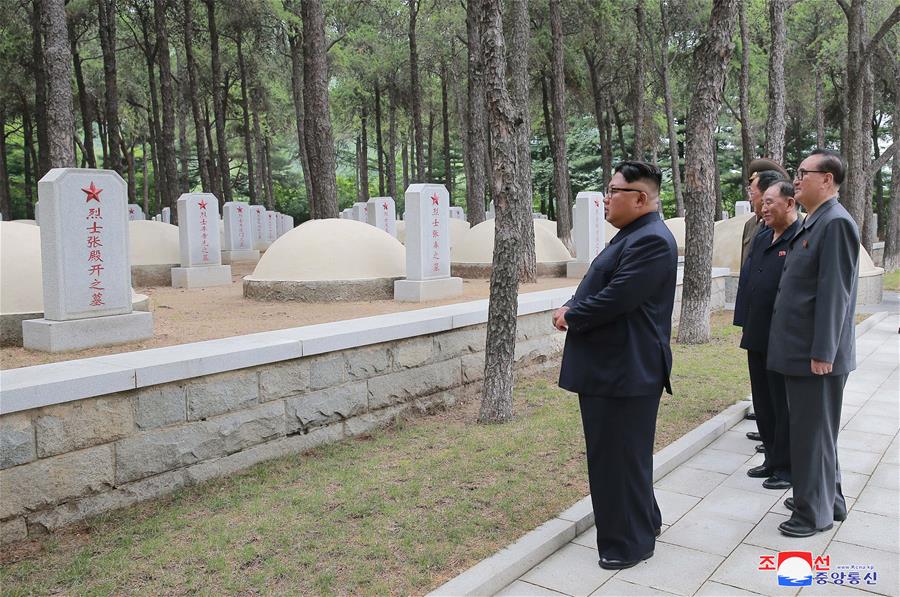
[554,161,677,570]
[741,159,790,267]
[734,181,800,491]
[768,149,859,537]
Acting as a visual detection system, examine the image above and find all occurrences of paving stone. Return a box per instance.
[837,430,894,455]
[852,486,899,518]
[615,541,724,596]
[710,543,798,596]
[834,510,899,553]
[842,391,871,407]
[520,543,614,596]
[881,436,899,465]
[821,542,898,596]
[185,370,258,420]
[706,431,759,456]
[798,583,884,596]
[682,448,752,475]
[654,488,701,525]
[690,486,781,523]
[695,581,760,596]
[496,580,566,596]
[843,415,898,437]
[0,413,35,469]
[590,578,678,596]
[654,467,728,499]
[840,471,871,499]
[869,464,899,491]
[838,448,882,475]
[134,384,186,429]
[743,511,840,555]
[658,510,754,556]
[34,395,134,457]
[720,464,792,496]
[857,399,899,420]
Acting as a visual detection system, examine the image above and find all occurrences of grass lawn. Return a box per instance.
[0,312,749,596]
[884,269,900,292]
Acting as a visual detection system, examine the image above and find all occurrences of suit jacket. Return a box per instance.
[733,218,801,353]
[740,216,765,267]
[558,212,678,397]
[767,197,859,376]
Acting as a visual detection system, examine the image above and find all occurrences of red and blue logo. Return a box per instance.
[777,551,813,586]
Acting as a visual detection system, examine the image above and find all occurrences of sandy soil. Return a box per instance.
[1,262,576,370]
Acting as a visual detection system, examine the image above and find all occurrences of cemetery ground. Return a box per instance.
[1,263,575,369]
[0,313,749,595]
[884,269,900,291]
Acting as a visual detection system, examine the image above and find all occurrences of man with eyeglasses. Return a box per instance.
[553,161,677,570]
[767,148,859,537]
[741,159,789,268]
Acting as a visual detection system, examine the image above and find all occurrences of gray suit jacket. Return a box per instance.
[767,197,859,376]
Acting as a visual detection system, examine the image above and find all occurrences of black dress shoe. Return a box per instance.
[745,412,757,421]
[784,497,847,521]
[747,465,774,478]
[779,518,833,537]
[746,431,762,441]
[755,444,766,453]
[598,550,654,570]
[762,476,792,490]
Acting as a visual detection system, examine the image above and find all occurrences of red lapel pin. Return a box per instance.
[802,240,809,248]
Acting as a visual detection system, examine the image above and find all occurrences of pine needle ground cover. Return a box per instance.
[1,313,748,596]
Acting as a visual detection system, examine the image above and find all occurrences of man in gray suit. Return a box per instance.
[768,149,859,537]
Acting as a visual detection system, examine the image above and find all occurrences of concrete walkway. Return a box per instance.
[495,312,899,597]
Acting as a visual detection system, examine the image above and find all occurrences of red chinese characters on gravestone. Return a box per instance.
[430,193,441,273]
[593,198,602,257]
[236,205,245,247]
[198,198,210,262]
[382,201,390,233]
[83,181,106,306]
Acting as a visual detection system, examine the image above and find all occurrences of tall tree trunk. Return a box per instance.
[236,30,257,204]
[584,49,611,188]
[154,0,178,211]
[142,138,150,215]
[738,0,752,202]
[815,67,826,147]
[440,65,451,197]
[509,0,536,283]
[763,0,787,163]
[860,62,876,248]
[464,0,487,225]
[121,137,137,205]
[375,80,385,196]
[32,0,50,178]
[359,104,370,201]
[872,114,883,236]
[659,2,684,216]
[426,110,434,181]
[98,0,121,174]
[678,0,738,345]
[479,0,522,424]
[252,104,266,205]
[263,135,275,210]
[302,0,338,218]
[70,32,97,168]
[602,100,613,186]
[0,109,10,219]
[387,83,398,202]
[177,52,190,191]
[613,106,627,161]
[288,31,314,207]
[184,0,210,191]
[22,102,36,217]
[96,97,108,164]
[883,59,900,270]
[401,126,408,192]
[409,0,425,181]
[206,0,232,204]
[146,107,161,210]
[632,0,647,159]
[140,13,165,209]
[549,0,573,251]
[203,99,221,199]
[41,0,76,168]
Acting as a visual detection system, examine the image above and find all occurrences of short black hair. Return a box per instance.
[809,148,845,185]
[614,161,662,192]
[771,180,795,198]
[754,170,786,193]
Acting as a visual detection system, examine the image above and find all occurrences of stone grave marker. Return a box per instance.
[532,213,548,219]
[394,183,462,301]
[486,200,495,219]
[352,202,369,223]
[341,208,353,219]
[161,206,171,224]
[448,206,465,220]
[171,193,232,288]
[250,205,269,250]
[221,201,259,264]
[265,210,278,244]
[22,168,153,352]
[735,201,751,216]
[127,204,145,220]
[367,196,397,237]
[567,191,605,278]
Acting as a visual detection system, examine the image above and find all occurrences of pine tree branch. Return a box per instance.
[870,141,897,176]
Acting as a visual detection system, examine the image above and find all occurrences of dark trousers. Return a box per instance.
[785,374,848,529]
[579,393,661,561]
[747,351,791,477]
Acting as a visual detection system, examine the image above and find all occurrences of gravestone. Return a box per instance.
[265,210,278,245]
[735,201,751,216]
[486,200,495,220]
[171,193,232,288]
[448,206,465,221]
[221,201,259,264]
[276,213,286,237]
[567,191,606,278]
[161,206,171,224]
[352,202,369,223]
[341,208,353,219]
[367,196,397,237]
[34,201,40,225]
[22,168,153,352]
[532,213,548,220]
[394,183,463,301]
[283,214,294,234]
[250,205,269,250]
[721,211,729,220]
[127,204,145,220]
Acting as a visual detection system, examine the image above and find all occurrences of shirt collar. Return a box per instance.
[802,196,838,231]
[609,212,661,245]
[765,217,801,250]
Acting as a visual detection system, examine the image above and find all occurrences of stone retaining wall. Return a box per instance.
[0,312,563,545]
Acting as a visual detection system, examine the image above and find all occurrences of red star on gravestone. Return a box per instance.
[236,206,243,213]
[82,181,102,202]
[431,194,439,206]
[198,199,208,210]
[594,199,601,208]
[383,202,389,210]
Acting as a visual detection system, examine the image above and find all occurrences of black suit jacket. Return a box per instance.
[767,197,859,376]
[558,212,678,397]
[733,218,801,353]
